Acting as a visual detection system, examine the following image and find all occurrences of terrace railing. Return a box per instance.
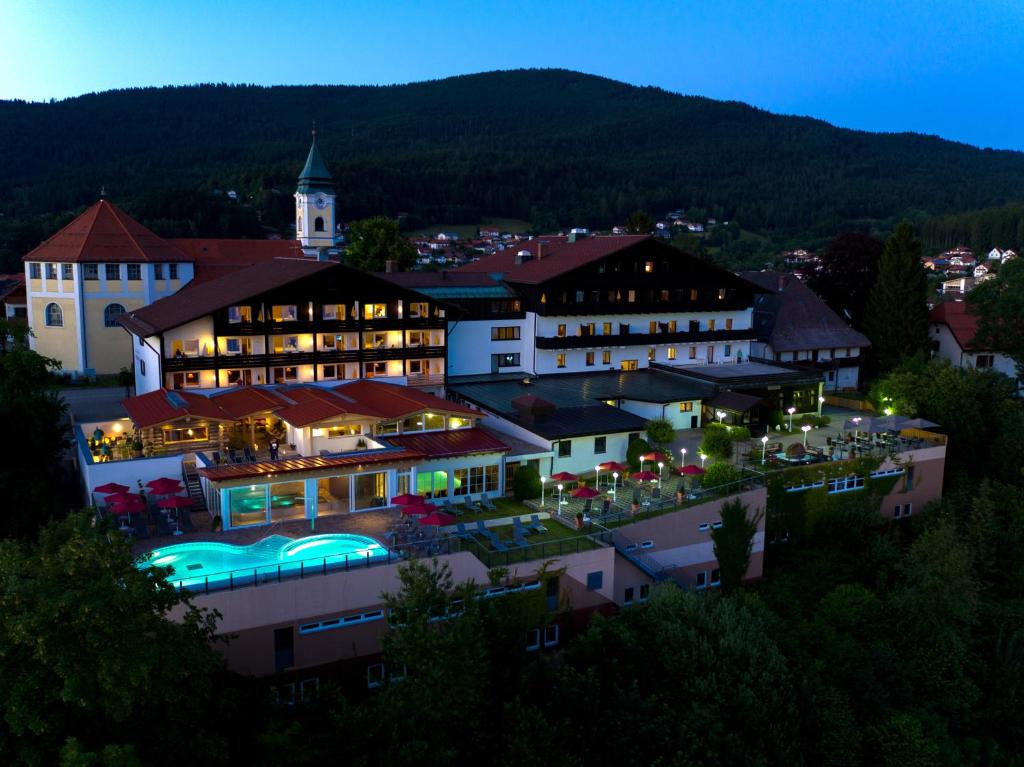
[455,528,615,569]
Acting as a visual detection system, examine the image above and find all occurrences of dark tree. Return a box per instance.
[864,222,930,372]
[710,497,762,592]
[344,216,417,272]
[969,256,1024,380]
[809,232,885,329]
[625,210,654,234]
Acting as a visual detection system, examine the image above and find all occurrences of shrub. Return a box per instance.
[729,425,751,441]
[766,409,786,431]
[644,418,675,448]
[626,437,651,471]
[703,462,741,488]
[512,465,542,501]
[700,428,734,462]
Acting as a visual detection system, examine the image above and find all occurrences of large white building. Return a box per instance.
[930,301,1020,389]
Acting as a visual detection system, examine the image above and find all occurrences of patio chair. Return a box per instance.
[132,514,150,539]
[480,493,497,511]
[599,499,611,517]
[474,519,502,548]
[454,522,475,541]
[529,514,548,534]
[228,448,243,464]
[243,446,256,463]
[449,498,466,517]
[513,516,530,537]
[464,497,484,514]
[212,451,222,465]
[442,499,459,516]
[512,530,530,549]
[155,513,173,536]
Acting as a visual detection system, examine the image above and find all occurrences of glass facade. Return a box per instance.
[228,486,268,527]
[353,472,388,510]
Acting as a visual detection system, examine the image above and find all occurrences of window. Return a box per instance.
[525,629,542,652]
[695,571,707,589]
[689,320,699,332]
[649,320,658,334]
[556,324,566,337]
[717,289,726,300]
[82,264,97,281]
[575,290,584,303]
[171,372,200,389]
[273,366,299,383]
[707,319,716,331]
[627,290,636,303]
[154,264,163,279]
[679,401,693,412]
[453,468,469,496]
[543,624,559,648]
[624,586,635,605]
[668,320,677,332]
[580,322,595,336]
[272,305,297,322]
[647,348,656,361]
[602,350,611,365]
[689,288,698,301]
[621,360,638,371]
[300,679,319,703]
[363,303,388,319]
[585,352,595,367]
[724,344,732,358]
[492,353,520,368]
[314,216,325,232]
[365,361,387,377]
[273,627,294,672]
[44,303,63,327]
[710,568,721,586]
[164,425,209,444]
[126,264,141,280]
[603,322,612,336]
[139,358,145,376]
[171,339,200,357]
[367,663,386,689]
[698,522,710,532]
[45,263,57,279]
[168,264,178,279]
[322,303,347,320]
[103,303,126,327]
[688,346,697,359]
[105,264,120,280]
[975,354,995,369]
[491,326,520,341]
[556,354,567,369]
[408,302,428,318]
[644,261,654,273]
[228,306,251,324]
[594,436,606,454]
[321,365,338,380]
[725,318,733,330]
[586,571,603,591]
[29,263,41,279]
[639,584,650,602]
[558,441,572,458]
[667,347,676,360]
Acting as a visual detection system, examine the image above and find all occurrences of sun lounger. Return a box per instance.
[448,498,466,517]
[464,497,483,514]
[454,522,475,541]
[529,514,547,534]
[474,519,504,549]
[513,517,530,537]
[212,451,222,465]
[228,448,243,464]
[480,493,497,511]
[512,530,530,549]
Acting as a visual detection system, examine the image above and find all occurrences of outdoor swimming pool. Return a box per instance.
[138,534,391,591]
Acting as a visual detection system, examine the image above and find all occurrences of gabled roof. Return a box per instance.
[122,389,237,429]
[382,428,511,458]
[929,301,982,350]
[118,258,334,336]
[297,135,334,194]
[0,273,25,304]
[740,271,870,352]
[169,239,304,285]
[210,387,291,420]
[23,200,191,264]
[455,235,651,284]
[334,379,476,421]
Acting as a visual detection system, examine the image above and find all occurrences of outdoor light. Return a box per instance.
[595,464,601,489]
[612,471,619,500]
[884,407,894,416]
[112,422,122,433]
[787,406,796,431]
[699,452,707,468]
[818,396,825,404]
[557,483,564,507]
[716,410,726,423]
[681,447,687,464]
[658,461,664,488]
[761,434,769,464]
[541,476,547,508]
[801,423,811,447]
[187,428,194,437]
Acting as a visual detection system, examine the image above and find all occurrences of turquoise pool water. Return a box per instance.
[138,534,389,590]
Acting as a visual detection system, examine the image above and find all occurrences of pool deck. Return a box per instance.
[131,508,401,558]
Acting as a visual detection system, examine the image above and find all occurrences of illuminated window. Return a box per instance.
[363,303,388,320]
[725,318,733,330]
[689,346,697,359]
[557,324,566,338]
[364,361,387,377]
[491,326,520,341]
[408,302,428,318]
[718,289,726,300]
[228,306,251,324]
[707,319,716,331]
[271,305,297,322]
[45,263,57,279]
[322,303,346,320]
[556,354,567,368]
[585,352,595,366]
[644,261,654,273]
[602,322,612,336]
[602,350,611,365]
[679,401,693,412]
[621,360,638,371]
[667,347,676,360]
[272,366,298,382]
[689,289,698,301]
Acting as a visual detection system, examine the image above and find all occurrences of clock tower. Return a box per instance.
[295,128,337,253]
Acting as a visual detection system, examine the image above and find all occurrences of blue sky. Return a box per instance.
[2,0,1022,149]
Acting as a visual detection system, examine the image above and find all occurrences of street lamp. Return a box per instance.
[612,472,619,501]
[761,434,769,464]
[801,424,811,447]
[884,407,894,416]
[680,447,687,466]
[540,476,547,509]
[715,409,726,423]
[557,483,564,507]
[594,464,601,490]
[787,406,796,431]
[699,452,707,468]
[657,461,664,488]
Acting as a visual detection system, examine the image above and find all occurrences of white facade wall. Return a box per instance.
[134,335,163,394]
[447,318,531,376]
[932,323,1019,387]
[549,431,635,477]
[618,398,702,430]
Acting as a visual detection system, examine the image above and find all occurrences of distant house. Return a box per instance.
[987,247,1003,261]
[611,226,626,235]
[480,228,501,238]
[0,274,27,343]
[740,271,870,392]
[942,276,973,295]
[974,263,990,279]
[1003,249,1018,263]
[436,232,459,242]
[930,301,1019,389]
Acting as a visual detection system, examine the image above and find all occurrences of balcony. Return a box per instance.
[535,328,758,350]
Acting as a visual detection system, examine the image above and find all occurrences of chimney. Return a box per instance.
[385,259,399,273]
[537,241,543,260]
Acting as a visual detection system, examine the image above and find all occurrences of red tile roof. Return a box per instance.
[930,301,982,350]
[122,389,237,429]
[169,239,304,285]
[456,235,650,284]
[210,387,290,420]
[119,258,333,336]
[383,427,511,458]
[334,380,476,420]
[23,201,191,264]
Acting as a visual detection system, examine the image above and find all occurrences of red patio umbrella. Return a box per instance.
[641,451,668,463]
[146,477,183,495]
[401,504,430,516]
[631,470,660,482]
[103,492,140,505]
[678,464,706,475]
[94,482,130,495]
[418,511,457,527]
[598,461,627,472]
[158,496,193,510]
[571,486,601,499]
[549,471,578,482]
[109,499,146,515]
[391,493,424,506]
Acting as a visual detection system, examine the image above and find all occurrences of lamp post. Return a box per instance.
[680,447,687,466]
[787,406,796,432]
[657,461,664,489]
[761,434,769,464]
[801,424,811,447]
[540,476,547,509]
[817,394,825,417]
[557,483,564,507]
[715,409,726,424]
[612,472,619,501]
[594,464,601,490]
[699,452,707,468]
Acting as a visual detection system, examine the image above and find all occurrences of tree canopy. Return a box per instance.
[343,216,417,272]
[968,256,1024,380]
[809,232,884,329]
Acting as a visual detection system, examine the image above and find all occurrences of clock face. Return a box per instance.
[314,195,327,210]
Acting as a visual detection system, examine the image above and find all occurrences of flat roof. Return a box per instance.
[656,361,823,388]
